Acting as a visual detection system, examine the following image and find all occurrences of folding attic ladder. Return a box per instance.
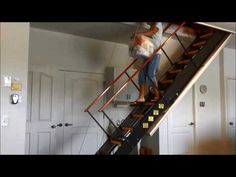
[84,22,232,155]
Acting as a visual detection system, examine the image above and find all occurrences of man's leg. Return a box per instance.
[134,62,148,103]
[147,54,161,100]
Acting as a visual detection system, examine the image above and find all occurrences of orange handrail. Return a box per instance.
[98,22,185,112]
[84,22,173,112]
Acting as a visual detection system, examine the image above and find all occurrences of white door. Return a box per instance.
[63,72,106,154]
[25,65,64,154]
[167,88,195,154]
[226,79,236,154]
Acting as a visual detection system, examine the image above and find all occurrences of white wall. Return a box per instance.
[223,48,235,78]
[29,28,132,73]
[0,23,30,154]
[194,55,223,154]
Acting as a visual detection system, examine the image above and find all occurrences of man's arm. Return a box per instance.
[135,24,159,37]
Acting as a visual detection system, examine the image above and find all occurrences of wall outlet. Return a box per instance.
[1,115,9,127]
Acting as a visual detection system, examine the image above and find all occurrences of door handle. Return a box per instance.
[57,123,63,127]
[189,122,195,126]
[51,125,57,129]
[65,123,73,127]
[51,123,63,129]
[229,122,234,126]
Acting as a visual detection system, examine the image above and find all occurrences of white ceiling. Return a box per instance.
[30,22,137,44]
[30,22,235,49]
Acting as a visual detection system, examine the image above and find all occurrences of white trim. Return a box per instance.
[219,50,228,153]
[192,85,197,154]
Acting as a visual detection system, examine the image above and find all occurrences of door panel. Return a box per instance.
[64,72,105,154]
[168,88,194,154]
[25,66,64,154]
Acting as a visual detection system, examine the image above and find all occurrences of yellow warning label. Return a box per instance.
[143,123,149,128]
[11,83,22,91]
[158,103,164,109]
[153,110,159,115]
[148,116,154,122]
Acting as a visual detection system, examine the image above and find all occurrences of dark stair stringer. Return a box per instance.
[96,29,230,155]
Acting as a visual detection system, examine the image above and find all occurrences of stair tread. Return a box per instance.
[177,59,191,65]
[159,79,174,84]
[121,126,133,131]
[199,32,214,39]
[168,69,182,74]
[144,102,154,106]
[110,139,122,145]
[192,40,206,47]
[187,50,199,55]
[131,114,144,118]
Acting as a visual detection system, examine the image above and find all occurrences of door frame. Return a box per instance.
[224,77,236,153]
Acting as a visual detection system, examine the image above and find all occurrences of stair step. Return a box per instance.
[192,40,206,47]
[130,101,153,107]
[144,102,154,106]
[121,126,133,132]
[199,32,214,39]
[168,69,182,74]
[131,114,144,119]
[177,59,191,65]
[187,50,198,56]
[159,79,174,84]
[110,139,122,146]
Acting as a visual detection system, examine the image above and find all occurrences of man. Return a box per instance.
[132,22,163,104]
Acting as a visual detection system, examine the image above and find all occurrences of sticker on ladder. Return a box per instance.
[153,110,159,115]
[142,123,149,128]
[158,103,165,109]
[148,116,154,122]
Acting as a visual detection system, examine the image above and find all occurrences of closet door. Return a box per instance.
[25,66,64,154]
[167,88,195,154]
[63,72,105,154]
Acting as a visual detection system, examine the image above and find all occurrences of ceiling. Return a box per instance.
[30,22,137,44]
[30,22,235,49]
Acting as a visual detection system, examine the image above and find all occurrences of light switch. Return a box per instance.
[1,115,9,127]
[3,75,12,87]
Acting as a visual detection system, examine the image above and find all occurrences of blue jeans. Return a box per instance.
[138,53,161,86]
